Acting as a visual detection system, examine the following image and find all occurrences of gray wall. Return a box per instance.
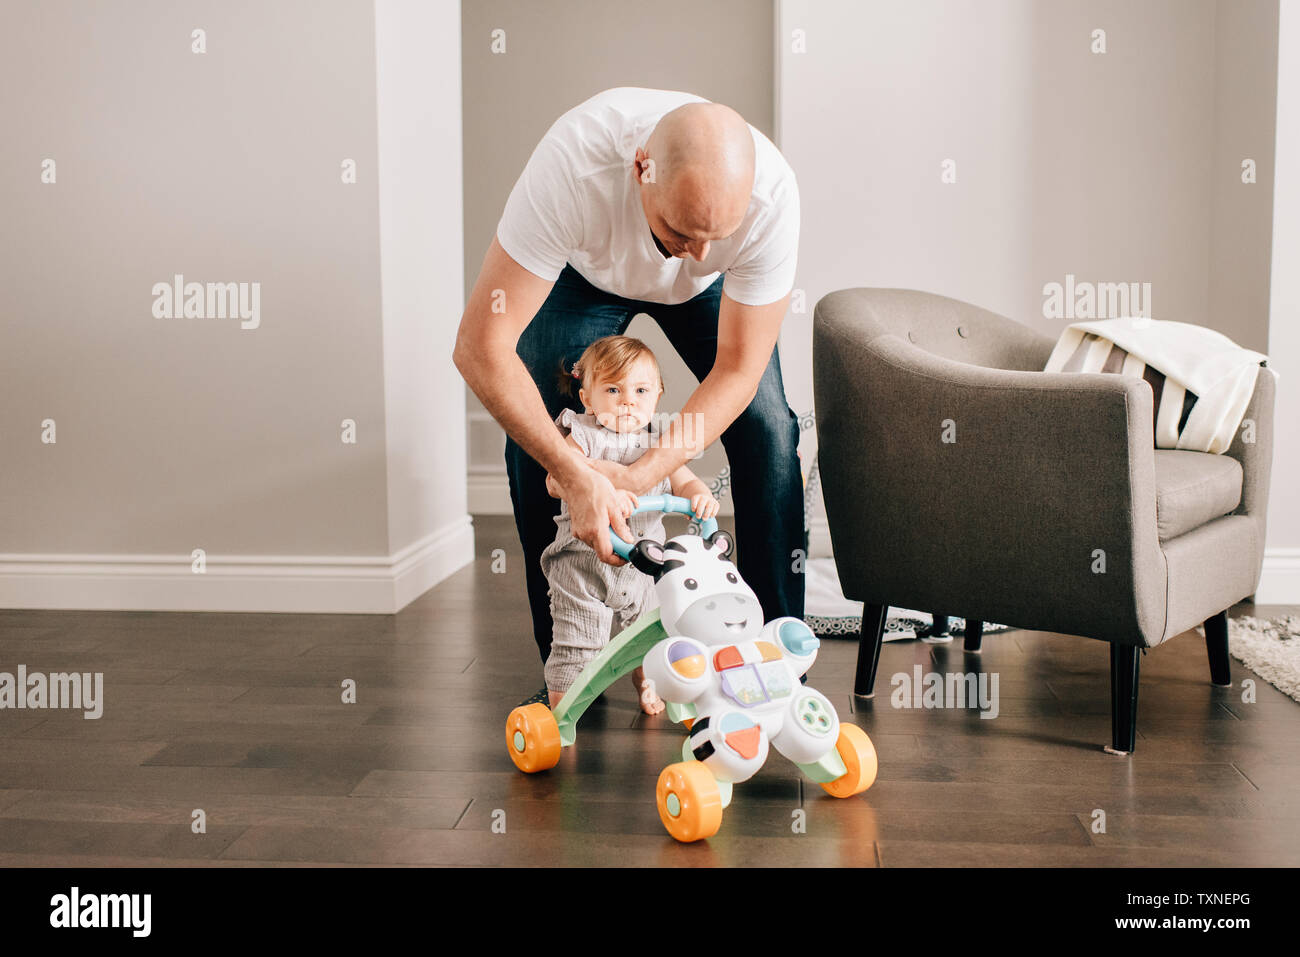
[2,0,386,554]
[1209,0,1280,353]
[0,0,468,611]
[460,0,776,515]
[777,0,1280,550]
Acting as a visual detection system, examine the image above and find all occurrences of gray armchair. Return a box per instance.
[813,288,1274,754]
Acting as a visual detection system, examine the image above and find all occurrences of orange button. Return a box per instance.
[723,725,762,760]
[713,646,745,671]
[671,655,706,679]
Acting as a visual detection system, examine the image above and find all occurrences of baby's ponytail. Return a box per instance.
[556,358,583,399]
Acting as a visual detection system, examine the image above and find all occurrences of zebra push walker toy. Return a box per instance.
[504,494,877,843]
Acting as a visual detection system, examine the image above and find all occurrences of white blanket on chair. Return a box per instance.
[1044,317,1270,453]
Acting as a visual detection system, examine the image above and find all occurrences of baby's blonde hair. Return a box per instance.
[557,335,664,404]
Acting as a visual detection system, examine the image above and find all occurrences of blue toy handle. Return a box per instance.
[609,494,719,560]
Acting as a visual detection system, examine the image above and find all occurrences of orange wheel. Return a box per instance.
[656,761,723,842]
[820,722,878,798]
[505,703,562,773]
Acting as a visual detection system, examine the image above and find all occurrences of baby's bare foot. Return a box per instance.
[632,666,664,715]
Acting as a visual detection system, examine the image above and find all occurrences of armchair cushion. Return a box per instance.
[1153,450,1243,542]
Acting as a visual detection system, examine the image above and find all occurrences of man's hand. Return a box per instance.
[554,462,636,565]
[582,457,642,492]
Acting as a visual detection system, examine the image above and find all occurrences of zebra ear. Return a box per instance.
[704,528,735,560]
[631,540,668,580]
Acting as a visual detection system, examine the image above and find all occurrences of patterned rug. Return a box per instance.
[1213,614,1300,704]
[806,609,1014,641]
[805,558,1015,641]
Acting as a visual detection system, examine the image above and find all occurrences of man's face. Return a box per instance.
[580,356,662,434]
[635,150,746,263]
[645,202,722,262]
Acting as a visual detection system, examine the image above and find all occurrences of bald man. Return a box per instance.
[453,86,803,674]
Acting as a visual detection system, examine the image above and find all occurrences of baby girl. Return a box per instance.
[540,334,719,714]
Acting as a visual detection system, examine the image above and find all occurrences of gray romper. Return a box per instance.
[540,408,674,693]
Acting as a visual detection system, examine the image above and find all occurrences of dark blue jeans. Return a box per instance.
[506,263,806,665]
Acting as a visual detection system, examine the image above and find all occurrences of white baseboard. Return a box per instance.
[807,516,833,559]
[0,516,475,614]
[468,470,512,515]
[1257,548,1300,605]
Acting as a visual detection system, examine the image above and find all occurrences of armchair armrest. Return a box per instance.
[814,329,1167,646]
[1224,365,1275,581]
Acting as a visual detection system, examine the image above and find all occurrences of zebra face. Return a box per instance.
[631,529,764,644]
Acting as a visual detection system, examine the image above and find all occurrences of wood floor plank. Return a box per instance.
[218,824,878,866]
[878,840,1293,867]
[879,756,1248,788]
[1083,812,1300,854]
[0,853,366,867]
[0,789,35,813]
[349,768,802,807]
[834,779,1295,819]
[0,791,469,830]
[0,764,370,797]
[0,819,248,860]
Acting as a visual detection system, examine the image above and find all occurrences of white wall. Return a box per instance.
[1260,0,1300,602]
[375,0,472,609]
[0,0,469,612]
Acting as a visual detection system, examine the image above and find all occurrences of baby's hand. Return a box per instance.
[619,489,640,518]
[691,491,720,521]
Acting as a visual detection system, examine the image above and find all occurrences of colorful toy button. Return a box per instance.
[721,667,767,707]
[719,713,762,759]
[668,641,706,678]
[778,620,820,656]
[713,645,745,671]
[795,695,834,736]
[724,726,762,760]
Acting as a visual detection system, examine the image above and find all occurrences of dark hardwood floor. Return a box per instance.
[1,514,1297,866]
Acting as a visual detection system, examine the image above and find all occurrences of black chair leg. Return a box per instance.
[930,614,950,636]
[964,619,983,652]
[1107,644,1141,755]
[854,604,888,697]
[1204,610,1232,686]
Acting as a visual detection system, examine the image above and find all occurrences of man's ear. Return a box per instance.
[630,540,667,580]
[704,528,735,560]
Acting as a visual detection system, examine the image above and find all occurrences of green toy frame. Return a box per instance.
[551,607,697,746]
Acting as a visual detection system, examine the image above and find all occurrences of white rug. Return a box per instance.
[1217,614,1300,704]
[804,558,1013,641]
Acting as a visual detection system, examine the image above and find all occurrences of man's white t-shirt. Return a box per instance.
[496,87,800,307]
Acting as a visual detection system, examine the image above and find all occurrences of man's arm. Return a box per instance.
[452,236,636,562]
[545,432,586,497]
[624,289,792,494]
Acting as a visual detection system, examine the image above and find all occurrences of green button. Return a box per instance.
[666,793,681,817]
[513,731,526,752]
